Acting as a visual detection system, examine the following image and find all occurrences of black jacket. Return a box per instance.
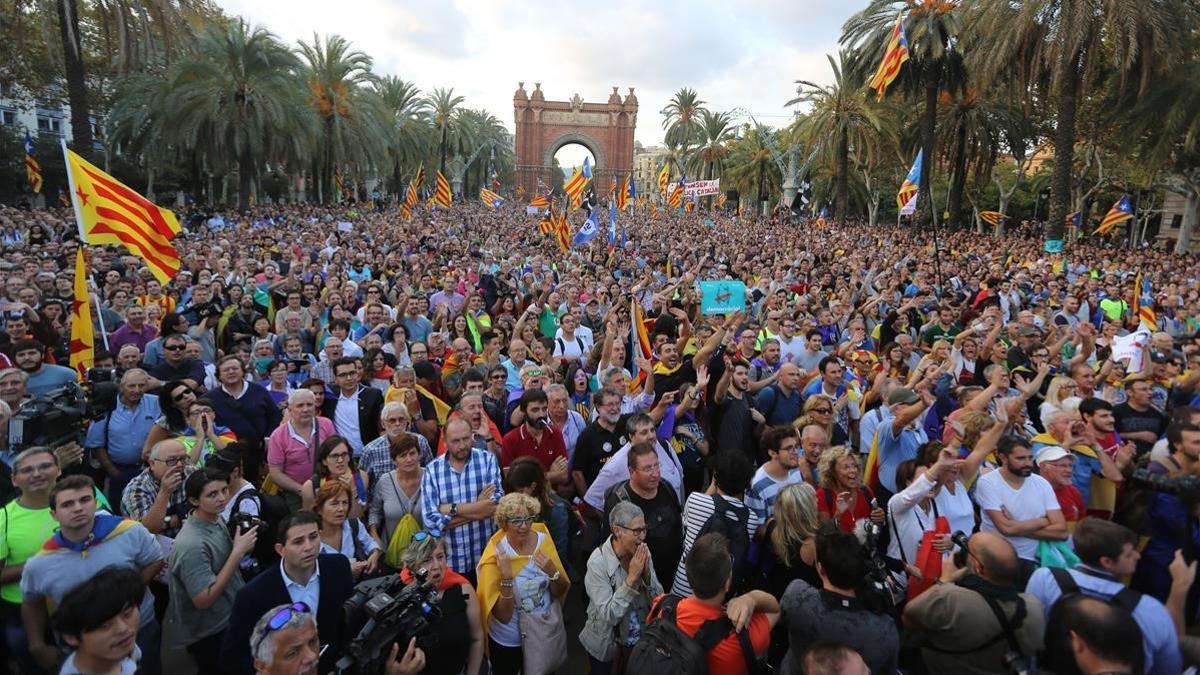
[322,385,384,449]
[220,553,355,674]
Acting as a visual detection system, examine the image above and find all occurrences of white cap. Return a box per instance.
[1035,445,1071,465]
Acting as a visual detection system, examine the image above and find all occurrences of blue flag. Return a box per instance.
[608,204,617,245]
[582,156,593,180]
[573,208,601,247]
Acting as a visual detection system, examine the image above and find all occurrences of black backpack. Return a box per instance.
[230,488,289,573]
[694,494,751,593]
[627,594,756,675]
[1040,567,1143,672]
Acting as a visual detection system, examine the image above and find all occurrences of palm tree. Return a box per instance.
[298,33,389,203]
[167,20,313,208]
[935,88,1003,228]
[686,110,734,181]
[970,0,1188,240]
[661,88,707,158]
[57,0,92,152]
[427,87,466,174]
[789,51,889,220]
[843,1,967,226]
[725,125,782,213]
[376,76,430,196]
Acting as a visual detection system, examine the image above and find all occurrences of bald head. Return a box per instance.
[969,531,1019,587]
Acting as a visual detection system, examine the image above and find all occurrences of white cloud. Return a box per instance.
[215,0,847,145]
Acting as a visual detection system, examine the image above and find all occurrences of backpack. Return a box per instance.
[1040,567,1142,672]
[694,494,751,594]
[627,594,757,675]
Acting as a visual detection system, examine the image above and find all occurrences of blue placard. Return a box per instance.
[1044,239,1064,253]
[699,280,746,315]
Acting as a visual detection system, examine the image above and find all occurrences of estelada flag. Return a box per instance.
[68,248,93,379]
[63,144,181,284]
[979,211,1007,227]
[530,194,549,209]
[868,10,910,100]
[433,171,452,208]
[1094,194,1133,236]
[24,131,42,194]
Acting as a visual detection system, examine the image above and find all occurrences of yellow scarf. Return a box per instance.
[653,361,681,376]
[476,522,569,635]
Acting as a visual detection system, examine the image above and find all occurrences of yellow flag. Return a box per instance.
[69,249,94,379]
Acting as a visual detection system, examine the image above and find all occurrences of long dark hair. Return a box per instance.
[503,456,551,520]
[160,380,195,431]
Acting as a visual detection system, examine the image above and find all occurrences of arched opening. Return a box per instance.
[552,142,596,182]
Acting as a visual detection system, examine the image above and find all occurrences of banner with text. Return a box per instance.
[683,179,721,198]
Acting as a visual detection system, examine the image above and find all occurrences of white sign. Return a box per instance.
[899,195,918,216]
[684,179,721,198]
[337,221,353,232]
[1111,329,1150,372]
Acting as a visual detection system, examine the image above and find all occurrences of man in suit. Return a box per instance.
[322,357,384,459]
[222,511,355,674]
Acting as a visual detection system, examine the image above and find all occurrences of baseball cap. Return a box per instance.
[886,388,920,405]
[1035,446,1072,465]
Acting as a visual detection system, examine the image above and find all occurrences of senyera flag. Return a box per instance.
[69,248,94,378]
[63,143,181,284]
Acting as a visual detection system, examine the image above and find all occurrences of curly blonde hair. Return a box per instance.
[493,492,540,528]
[817,445,857,490]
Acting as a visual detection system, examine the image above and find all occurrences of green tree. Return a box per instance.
[789,51,888,220]
[660,88,707,158]
[166,20,313,208]
[844,1,967,226]
[686,110,734,182]
[725,124,782,212]
[971,0,1189,241]
[298,33,389,204]
[427,87,466,175]
[375,76,431,196]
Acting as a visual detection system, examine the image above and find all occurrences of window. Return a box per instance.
[0,108,15,126]
[36,115,62,136]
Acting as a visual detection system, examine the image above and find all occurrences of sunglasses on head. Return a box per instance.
[412,529,442,543]
[255,602,311,641]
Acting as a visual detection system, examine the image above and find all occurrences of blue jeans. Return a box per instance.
[106,465,142,513]
[3,601,48,675]
[136,616,162,675]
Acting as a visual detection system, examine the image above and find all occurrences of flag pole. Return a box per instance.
[61,138,109,350]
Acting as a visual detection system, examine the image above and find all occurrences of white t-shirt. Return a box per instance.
[975,470,1060,561]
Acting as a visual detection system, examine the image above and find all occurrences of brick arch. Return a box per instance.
[513,83,638,197]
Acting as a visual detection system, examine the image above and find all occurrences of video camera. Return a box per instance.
[1131,466,1200,505]
[858,520,902,616]
[335,569,442,674]
[7,384,86,451]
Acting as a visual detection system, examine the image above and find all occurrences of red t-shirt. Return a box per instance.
[669,596,771,675]
[499,424,566,471]
[1054,483,1085,523]
[816,486,875,534]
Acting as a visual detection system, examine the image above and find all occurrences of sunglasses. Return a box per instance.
[163,344,186,351]
[812,407,833,414]
[172,389,194,402]
[255,602,311,641]
[412,529,442,543]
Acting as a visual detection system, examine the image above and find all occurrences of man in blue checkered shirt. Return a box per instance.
[421,417,502,583]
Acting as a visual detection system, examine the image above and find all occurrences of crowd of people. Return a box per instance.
[0,196,1198,675]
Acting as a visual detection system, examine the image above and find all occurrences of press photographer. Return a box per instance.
[337,530,482,675]
[903,531,1044,674]
[1130,423,1200,601]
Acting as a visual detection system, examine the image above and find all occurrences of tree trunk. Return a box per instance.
[835,128,849,221]
[57,0,93,153]
[321,117,334,204]
[439,126,447,175]
[1177,190,1198,254]
[948,120,968,229]
[238,147,253,210]
[1048,49,1081,242]
[916,62,940,228]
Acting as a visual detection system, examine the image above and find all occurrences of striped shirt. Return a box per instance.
[420,449,503,574]
[670,492,763,597]
[744,465,804,521]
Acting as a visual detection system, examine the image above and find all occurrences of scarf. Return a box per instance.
[399,566,471,591]
[476,523,569,636]
[652,361,681,376]
[42,514,138,557]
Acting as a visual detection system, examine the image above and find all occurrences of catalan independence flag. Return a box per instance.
[530,194,549,209]
[630,297,654,390]
[1094,194,1133,236]
[553,207,571,254]
[868,11,910,100]
[616,175,630,210]
[1065,211,1081,228]
[69,248,93,378]
[405,163,424,209]
[24,131,43,194]
[433,170,452,208]
[1133,271,1156,331]
[896,149,921,210]
[480,187,504,209]
[563,167,587,209]
[979,211,1007,227]
[63,143,181,284]
[657,164,670,197]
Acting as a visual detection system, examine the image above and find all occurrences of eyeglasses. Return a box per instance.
[163,344,186,351]
[634,463,661,474]
[255,602,311,641]
[812,407,833,414]
[155,455,187,466]
[412,529,442,543]
[524,369,544,377]
[490,374,507,380]
[618,524,648,537]
[326,452,350,461]
[335,371,357,378]
[382,417,409,425]
[506,516,535,528]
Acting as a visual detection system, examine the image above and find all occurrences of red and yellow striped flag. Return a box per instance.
[24,132,43,194]
[401,203,411,220]
[69,249,94,378]
[616,176,630,211]
[868,11,910,100]
[657,164,670,197]
[668,184,684,209]
[553,209,571,253]
[529,194,549,209]
[433,171,452,208]
[64,146,181,284]
[563,167,586,208]
[404,163,424,209]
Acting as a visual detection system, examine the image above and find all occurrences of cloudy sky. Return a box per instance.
[217,0,850,163]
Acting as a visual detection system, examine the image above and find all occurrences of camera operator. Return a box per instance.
[84,368,162,508]
[1131,423,1200,601]
[903,531,1044,673]
[397,531,484,675]
[167,467,258,672]
[779,524,899,674]
[250,602,426,675]
[222,511,355,675]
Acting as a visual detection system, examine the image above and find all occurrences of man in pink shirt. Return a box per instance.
[266,389,336,511]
